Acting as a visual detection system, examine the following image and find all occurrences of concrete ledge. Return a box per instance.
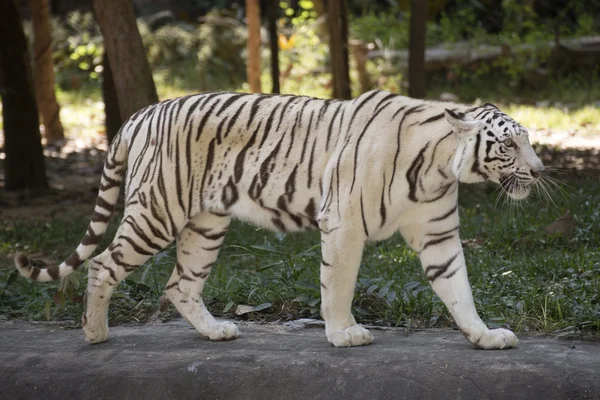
[1,319,598,400]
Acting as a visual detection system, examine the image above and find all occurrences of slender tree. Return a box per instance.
[327,0,351,99]
[246,0,262,93]
[30,0,65,144]
[267,0,280,94]
[408,0,427,99]
[102,53,121,143]
[92,0,158,123]
[0,0,48,190]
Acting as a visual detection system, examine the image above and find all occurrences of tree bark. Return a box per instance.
[245,0,262,93]
[30,0,65,144]
[92,0,158,123]
[102,53,121,143]
[408,0,427,99]
[267,0,279,94]
[0,0,48,190]
[350,39,371,94]
[327,0,351,99]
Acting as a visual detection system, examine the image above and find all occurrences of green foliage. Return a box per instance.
[139,10,248,92]
[196,12,248,91]
[48,12,104,87]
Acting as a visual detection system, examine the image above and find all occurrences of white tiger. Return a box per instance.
[15,90,544,349]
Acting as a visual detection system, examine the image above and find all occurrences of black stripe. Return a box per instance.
[471,133,488,179]
[427,226,459,236]
[380,173,387,228]
[91,211,111,223]
[424,131,453,175]
[123,216,164,251]
[406,143,430,202]
[360,191,369,237]
[81,226,102,246]
[95,196,114,212]
[216,93,246,116]
[419,113,445,125]
[225,100,247,136]
[47,266,60,280]
[425,253,459,282]
[118,234,154,256]
[196,97,222,141]
[387,105,410,199]
[421,234,454,252]
[258,104,282,148]
[429,205,458,222]
[202,243,222,251]
[233,121,262,183]
[29,266,41,280]
[300,110,314,163]
[140,213,169,243]
[443,267,460,279]
[307,138,317,188]
[189,226,227,241]
[275,96,299,132]
[199,138,216,208]
[246,95,269,129]
[325,103,343,151]
[349,100,393,193]
[156,165,179,236]
[174,132,186,216]
[183,96,203,129]
[103,263,118,281]
[347,90,380,128]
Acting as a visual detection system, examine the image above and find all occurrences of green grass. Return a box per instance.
[1,170,599,338]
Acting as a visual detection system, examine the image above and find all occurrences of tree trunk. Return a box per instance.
[102,53,122,143]
[30,0,65,144]
[0,0,48,190]
[312,0,328,39]
[327,0,351,99]
[408,0,427,99]
[245,0,262,93]
[350,39,371,94]
[92,0,158,123]
[267,0,279,94]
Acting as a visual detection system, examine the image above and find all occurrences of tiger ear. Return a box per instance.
[444,109,482,133]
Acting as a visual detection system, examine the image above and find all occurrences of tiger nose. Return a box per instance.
[530,165,544,178]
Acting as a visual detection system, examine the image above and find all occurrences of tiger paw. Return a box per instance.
[83,320,109,344]
[472,328,518,350]
[201,321,239,341]
[328,325,374,347]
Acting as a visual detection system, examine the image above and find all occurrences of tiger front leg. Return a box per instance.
[319,225,373,347]
[407,226,518,349]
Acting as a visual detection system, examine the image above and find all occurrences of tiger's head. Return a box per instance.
[444,103,544,200]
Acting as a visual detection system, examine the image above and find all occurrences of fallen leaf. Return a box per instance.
[235,305,255,315]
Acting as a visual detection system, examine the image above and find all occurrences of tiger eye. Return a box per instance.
[502,138,514,147]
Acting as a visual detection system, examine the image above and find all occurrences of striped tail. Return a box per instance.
[14,133,129,282]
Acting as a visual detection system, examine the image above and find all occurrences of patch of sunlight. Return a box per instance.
[505,104,600,136]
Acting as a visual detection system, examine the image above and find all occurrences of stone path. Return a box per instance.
[1,319,598,400]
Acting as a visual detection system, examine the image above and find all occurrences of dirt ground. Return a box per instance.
[0,132,599,223]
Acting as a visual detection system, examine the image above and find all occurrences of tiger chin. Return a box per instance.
[14,90,544,350]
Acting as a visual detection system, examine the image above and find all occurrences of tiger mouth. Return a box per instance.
[499,175,531,200]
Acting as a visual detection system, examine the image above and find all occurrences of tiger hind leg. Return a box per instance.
[164,211,239,341]
[83,213,173,343]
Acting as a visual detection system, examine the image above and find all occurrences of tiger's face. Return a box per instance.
[445,105,544,200]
